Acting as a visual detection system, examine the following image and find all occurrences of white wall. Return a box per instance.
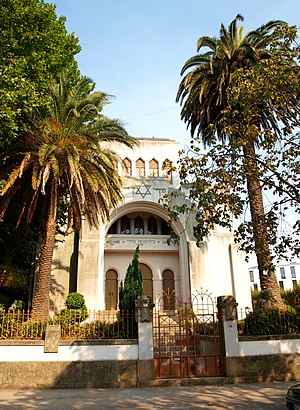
[238,339,300,357]
[0,343,138,362]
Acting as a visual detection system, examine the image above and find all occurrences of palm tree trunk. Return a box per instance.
[243,141,284,309]
[31,181,57,320]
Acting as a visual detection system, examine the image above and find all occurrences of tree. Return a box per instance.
[119,246,144,311]
[0,72,137,319]
[0,0,80,148]
[175,15,300,309]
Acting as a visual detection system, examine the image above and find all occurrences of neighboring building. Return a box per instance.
[51,138,252,312]
[248,260,300,292]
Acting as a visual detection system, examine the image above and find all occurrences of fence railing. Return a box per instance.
[238,307,300,336]
[0,309,137,340]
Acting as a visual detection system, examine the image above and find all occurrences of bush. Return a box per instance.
[65,292,86,310]
[9,300,25,311]
[243,308,300,336]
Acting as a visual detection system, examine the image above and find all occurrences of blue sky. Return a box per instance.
[53,0,299,147]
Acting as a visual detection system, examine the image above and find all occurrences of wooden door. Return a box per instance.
[105,270,118,310]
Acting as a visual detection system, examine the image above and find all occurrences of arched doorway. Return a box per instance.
[163,269,175,309]
[140,263,153,300]
[105,269,118,310]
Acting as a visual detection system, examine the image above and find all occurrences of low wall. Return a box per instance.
[225,353,300,382]
[238,335,300,357]
[222,313,300,382]
[0,340,139,388]
[219,297,300,383]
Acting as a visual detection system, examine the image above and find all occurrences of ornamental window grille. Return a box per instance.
[148,216,157,234]
[136,158,145,177]
[123,158,132,176]
[121,216,130,234]
[149,159,159,177]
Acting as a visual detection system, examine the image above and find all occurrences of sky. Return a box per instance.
[53,0,299,148]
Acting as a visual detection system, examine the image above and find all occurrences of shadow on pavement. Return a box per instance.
[0,382,291,409]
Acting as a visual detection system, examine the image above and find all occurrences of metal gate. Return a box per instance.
[153,290,224,378]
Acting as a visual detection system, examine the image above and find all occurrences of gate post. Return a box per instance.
[217,296,239,376]
[135,296,155,386]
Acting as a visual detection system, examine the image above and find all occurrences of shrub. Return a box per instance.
[9,300,25,311]
[243,308,300,336]
[119,246,143,311]
[65,292,86,310]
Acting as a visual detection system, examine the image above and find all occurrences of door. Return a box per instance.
[105,269,118,310]
[163,269,175,309]
[140,263,153,300]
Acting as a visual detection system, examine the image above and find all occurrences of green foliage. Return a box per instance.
[0,310,136,340]
[119,246,144,310]
[252,287,300,310]
[243,309,300,336]
[0,310,50,339]
[0,0,80,148]
[60,292,88,325]
[0,70,136,319]
[65,292,86,310]
[9,300,25,311]
[166,15,300,308]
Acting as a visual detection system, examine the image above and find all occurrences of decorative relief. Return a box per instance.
[106,238,169,246]
[134,183,152,198]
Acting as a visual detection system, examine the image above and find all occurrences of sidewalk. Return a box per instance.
[0,381,291,409]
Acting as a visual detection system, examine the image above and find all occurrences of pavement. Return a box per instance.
[0,381,293,409]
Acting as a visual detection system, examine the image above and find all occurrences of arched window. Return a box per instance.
[107,223,117,234]
[149,159,159,177]
[148,216,157,234]
[163,269,175,310]
[140,263,153,300]
[105,269,118,310]
[121,216,130,234]
[136,158,145,177]
[123,158,132,176]
[161,219,171,235]
[134,215,144,234]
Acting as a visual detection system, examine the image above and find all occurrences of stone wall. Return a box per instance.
[0,340,139,388]
[225,354,300,383]
[0,360,137,389]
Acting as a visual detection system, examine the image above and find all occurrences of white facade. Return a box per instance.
[51,138,252,312]
[248,259,300,292]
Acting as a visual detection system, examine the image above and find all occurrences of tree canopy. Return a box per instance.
[0,0,80,148]
[168,15,300,308]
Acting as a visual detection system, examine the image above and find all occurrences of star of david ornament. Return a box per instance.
[135,183,152,198]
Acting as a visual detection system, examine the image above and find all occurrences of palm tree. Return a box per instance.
[0,72,137,319]
[177,15,287,309]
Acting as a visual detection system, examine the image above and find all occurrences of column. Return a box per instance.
[135,296,155,386]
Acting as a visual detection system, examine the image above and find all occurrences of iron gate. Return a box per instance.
[153,290,224,378]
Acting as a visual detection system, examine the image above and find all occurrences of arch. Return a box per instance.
[163,269,175,309]
[120,215,130,234]
[136,158,145,177]
[140,263,153,300]
[123,158,132,176]
[107,201,190,301]
[148,215,157,234]
[105,269,118,310]
[149,158,159,177]
[134,215,144,234]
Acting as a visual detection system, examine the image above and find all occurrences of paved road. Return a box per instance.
[0,382,292,409]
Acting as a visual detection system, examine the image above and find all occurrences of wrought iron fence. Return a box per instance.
[238,307,300,336]
[0,309,136,340]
